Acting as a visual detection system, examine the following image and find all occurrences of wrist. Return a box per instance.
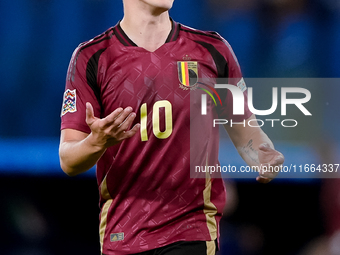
[84,132,107,153]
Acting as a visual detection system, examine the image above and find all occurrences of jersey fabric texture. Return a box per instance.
[61,20,252,255]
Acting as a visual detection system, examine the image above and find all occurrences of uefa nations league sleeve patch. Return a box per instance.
[61,89,77,116]
[237,78,247,93]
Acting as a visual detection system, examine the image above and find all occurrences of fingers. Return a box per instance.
[265,151,284,171]
[256,176,272,184]
[121,123,141,139]
[258,163,279,180]
[256,155,284,183]
[104,107,124,124]
[257,144,285,183]
[85,104,140,147]
[86,102,96,126]
[114,111,138,137]
[101,106,139,144]
[273,153,285,165]
[115,107,134,128]
[104,107,136,132]
[258,143,285,167]
[258,143,271,152]
[104,110,139,144]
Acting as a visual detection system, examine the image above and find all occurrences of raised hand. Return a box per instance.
[85,102,140,149]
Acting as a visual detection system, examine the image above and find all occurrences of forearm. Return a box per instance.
[59,105,139,176]
[225,115,284,183]
[224,115,274,167]
[235,128,274,167]
[59,133,106,176]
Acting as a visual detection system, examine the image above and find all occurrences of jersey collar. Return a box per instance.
[114,18,180,47]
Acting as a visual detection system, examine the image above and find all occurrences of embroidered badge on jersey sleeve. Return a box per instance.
[61,89,77,116]
[237,78,247,92]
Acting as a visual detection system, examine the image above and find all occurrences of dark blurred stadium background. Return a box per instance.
[1,0,340,254]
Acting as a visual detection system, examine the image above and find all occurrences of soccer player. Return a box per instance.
[59,0,284,254]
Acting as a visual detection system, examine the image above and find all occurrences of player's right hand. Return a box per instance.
[85,102,140,148]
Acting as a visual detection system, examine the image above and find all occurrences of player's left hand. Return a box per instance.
[256,143,284,184]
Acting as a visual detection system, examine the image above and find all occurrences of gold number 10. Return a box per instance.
[140,100,173,141]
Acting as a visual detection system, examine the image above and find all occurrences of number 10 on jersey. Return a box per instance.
[140,100,173,141]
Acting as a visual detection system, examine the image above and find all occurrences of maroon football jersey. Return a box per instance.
[61,20,251,254]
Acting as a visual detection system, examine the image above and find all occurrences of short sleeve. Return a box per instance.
[60,46,102,133]
[216,38,252,122]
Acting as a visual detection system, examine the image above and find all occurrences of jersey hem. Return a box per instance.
[102,236,217,255]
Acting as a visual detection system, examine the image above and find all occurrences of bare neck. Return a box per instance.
[120,5,172,52]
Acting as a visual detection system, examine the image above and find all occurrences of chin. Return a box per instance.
[142,0,174,11]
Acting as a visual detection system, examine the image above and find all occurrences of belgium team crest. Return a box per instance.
[177,61,198,90]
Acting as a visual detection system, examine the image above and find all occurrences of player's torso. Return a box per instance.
[98,36,218,121]
[96,34,221,175]
[94,26,227,254]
